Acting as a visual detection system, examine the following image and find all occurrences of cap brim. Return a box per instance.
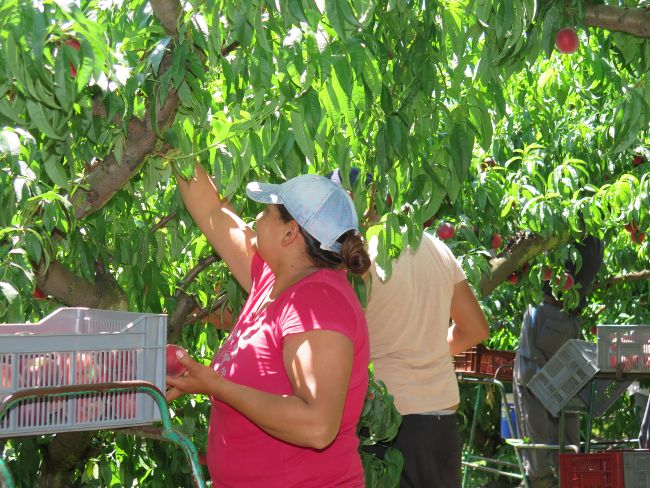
[246,182,284,204]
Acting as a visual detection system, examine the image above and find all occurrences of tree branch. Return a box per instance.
[478,231,569,297]
[221,41,240,56]
[594,269,650,289]
[151,211,177,232]
[38,431,96,488]
[70,51,180,220]
[585,3,650,38]
[177,253,221,292]
[184,293,230,326]
[167,291,199,342]
[36,260,128,310]
[149,0,182,39]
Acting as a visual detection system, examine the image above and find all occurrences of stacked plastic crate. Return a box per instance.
[0,307,166,437]
[528,325,650,487]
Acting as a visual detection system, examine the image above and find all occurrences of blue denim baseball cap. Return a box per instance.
[246,174,358,253]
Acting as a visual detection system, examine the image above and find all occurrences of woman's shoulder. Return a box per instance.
[279,272,366,341]
[289,270,360,313]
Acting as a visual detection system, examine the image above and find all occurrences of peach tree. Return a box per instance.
[0,0,648,485]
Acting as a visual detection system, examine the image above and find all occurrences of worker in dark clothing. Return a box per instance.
[513,237,604,488]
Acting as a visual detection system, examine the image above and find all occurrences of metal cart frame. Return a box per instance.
[0,381,205,488]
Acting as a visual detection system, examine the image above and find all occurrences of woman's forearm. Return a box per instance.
[175,163,226,223]
[174,162,255,291]
[448,280,490,355]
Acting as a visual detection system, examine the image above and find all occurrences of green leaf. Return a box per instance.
[325,0,348,39]
[475,0,493,27]
[0,281,19,303]
[54,48,73,111]
[148,37,170,75]
[541,4,560,57]
[22,230,42,264]
[291,109,315,164]
[0,129,20,156]
[26,100,63,139]
[171,41,188,89]
[43,153,68,187]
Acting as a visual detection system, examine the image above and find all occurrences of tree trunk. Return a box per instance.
[39,432,96,488]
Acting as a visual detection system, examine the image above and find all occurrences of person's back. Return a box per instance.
[364,232,489,488]
[365,233,462,414]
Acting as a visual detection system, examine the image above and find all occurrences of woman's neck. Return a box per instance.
[270,261,320,299]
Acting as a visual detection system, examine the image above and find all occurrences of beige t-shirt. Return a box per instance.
[365,232,466,414]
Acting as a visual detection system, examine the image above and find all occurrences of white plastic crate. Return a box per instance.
[623,450,650,488]
[529,340,599,417]
[597,325,650,372]
[0,307,166,437]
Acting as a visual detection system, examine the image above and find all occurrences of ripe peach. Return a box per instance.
[555,28,579,54]
[166,344,187,378]
[437,222,455,240]
[491,233,503,250]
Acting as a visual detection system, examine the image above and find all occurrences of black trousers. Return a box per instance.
[363,413,462,488]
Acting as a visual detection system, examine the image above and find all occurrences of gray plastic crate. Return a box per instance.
[529,340,599,417]
[597,325,650,373]
[0,307,166,437]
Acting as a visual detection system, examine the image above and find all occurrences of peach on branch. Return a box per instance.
[555,28,579,54]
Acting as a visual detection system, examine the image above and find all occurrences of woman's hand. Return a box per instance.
[166,349,222,401]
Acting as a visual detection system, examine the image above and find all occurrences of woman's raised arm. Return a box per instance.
[176,163,256,292]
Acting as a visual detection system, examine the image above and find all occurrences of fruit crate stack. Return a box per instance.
[0,307,166,437]
[559,450,650,488]
[597,325,650,372]
[453,344,515,381]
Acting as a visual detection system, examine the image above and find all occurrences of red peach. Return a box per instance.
[166,344,187,378]
[437,222,455,240]
[491,233,503,250]
[555,28,579,54]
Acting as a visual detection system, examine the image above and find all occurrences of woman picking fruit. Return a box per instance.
[166,163,370,487]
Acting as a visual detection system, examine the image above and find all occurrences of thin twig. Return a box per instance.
[152,211,177,232]
[594,270,650,289]
[183,293,229,325]
[178,254,221,292]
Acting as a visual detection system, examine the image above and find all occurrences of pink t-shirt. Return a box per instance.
[207,253,369,487]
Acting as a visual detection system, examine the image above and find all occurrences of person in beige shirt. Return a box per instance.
[364,232,489,488]
[328,166,489,488]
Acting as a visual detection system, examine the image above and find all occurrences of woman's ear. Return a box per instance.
[280,219,302,247]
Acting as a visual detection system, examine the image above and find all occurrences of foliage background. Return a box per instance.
[0,0,649,485]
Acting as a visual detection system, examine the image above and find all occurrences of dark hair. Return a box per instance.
[277,204,370,275]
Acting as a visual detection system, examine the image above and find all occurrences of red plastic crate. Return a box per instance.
[560,452,625,488]
[453,344,515,381]
[559,451,650,488]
